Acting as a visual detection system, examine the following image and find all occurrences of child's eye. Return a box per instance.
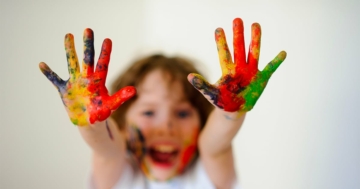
[177,110,191,118]
[142,111,154,117]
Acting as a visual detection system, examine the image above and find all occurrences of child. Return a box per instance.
[39,18,286,189]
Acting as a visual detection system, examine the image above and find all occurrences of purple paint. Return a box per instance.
[106,120,113,140]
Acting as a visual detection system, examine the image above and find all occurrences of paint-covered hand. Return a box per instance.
[39,29,136,126]
[188,18,286,112]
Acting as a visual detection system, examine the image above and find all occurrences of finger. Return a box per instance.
[233,18,246,67]
[82,28,95,77]
[39,62,66,89]
[215,28,234,76]
[64,33,80,81]
[109,86,136,110]
[187,73,222,107]
[95,38,112,85]
[262,51,287,80]
[247,23,261,70]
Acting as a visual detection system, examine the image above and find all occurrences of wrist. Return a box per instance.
[215,108,246,121]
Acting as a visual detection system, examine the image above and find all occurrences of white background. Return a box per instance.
[1,0,360,188]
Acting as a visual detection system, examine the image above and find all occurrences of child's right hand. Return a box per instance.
[39,29,136,126]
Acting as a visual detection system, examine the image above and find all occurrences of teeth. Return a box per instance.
[154,145,175,153]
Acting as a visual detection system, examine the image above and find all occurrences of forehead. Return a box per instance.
[137,69,186,101]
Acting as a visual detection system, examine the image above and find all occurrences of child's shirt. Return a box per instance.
[88,159,241,189]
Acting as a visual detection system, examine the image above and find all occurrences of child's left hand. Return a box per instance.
[188,18,287,113]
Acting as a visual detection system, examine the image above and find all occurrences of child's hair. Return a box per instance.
[110,54,214,130]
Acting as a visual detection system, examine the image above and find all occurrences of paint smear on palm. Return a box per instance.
[189,18,286,112]
[39,28,136,126]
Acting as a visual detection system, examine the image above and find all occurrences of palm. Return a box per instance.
[39,29,135,126]
[188,18,286,112]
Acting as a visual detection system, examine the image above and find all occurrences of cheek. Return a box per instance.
[125,109,153,160]
[128,117,151,137]
[182,124,200,136]
[177,126,200,173]
[182,126,200,150]
[180,120,201,146]
[126,122,149,161]
[135,123,151,139]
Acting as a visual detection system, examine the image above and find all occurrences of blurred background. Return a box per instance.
[1,0,359,188]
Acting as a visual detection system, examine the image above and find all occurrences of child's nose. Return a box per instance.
[154,115,174,135]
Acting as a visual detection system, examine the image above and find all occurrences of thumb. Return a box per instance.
[39,62,66,89]
[109,86,136,110]
[262,51,287,80]
[187,73,219,102]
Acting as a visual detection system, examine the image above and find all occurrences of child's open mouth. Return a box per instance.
[149,145,179,168]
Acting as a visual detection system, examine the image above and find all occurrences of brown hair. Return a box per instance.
[110,54,214,130]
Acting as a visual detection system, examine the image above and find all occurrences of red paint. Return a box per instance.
[178,145,197,173]
[83,36,136,124]
[233,18,246,67]
[218,84,245,112]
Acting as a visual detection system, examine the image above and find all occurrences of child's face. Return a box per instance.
[125,69,201,181]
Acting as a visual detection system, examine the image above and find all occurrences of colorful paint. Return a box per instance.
[39,28,136,126]
[189,18,287,112]
[127,124,147,160]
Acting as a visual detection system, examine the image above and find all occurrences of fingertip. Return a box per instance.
[252,23,261,28]
[233,18,244,34]
[102,38,113,51]
[187,73,204,86]
[128,86,137,95]
[39,62,49,72]
[188,73,206,90]
[188,73,201,80]
[233,17,243,23]
[250,23,261,42]
[65,33,74,40]
[251,23,261,34]
[187,73,195,82]
[121,86,137,99]
[215,28,226,43]
[233,18,244,27]
[104,38,112,44]
[64,34,75,48]
[39,61,46,68]
[84,28,93,33]
[83,28,94,39]
[279,51,287,60]
[215,27,224,35]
